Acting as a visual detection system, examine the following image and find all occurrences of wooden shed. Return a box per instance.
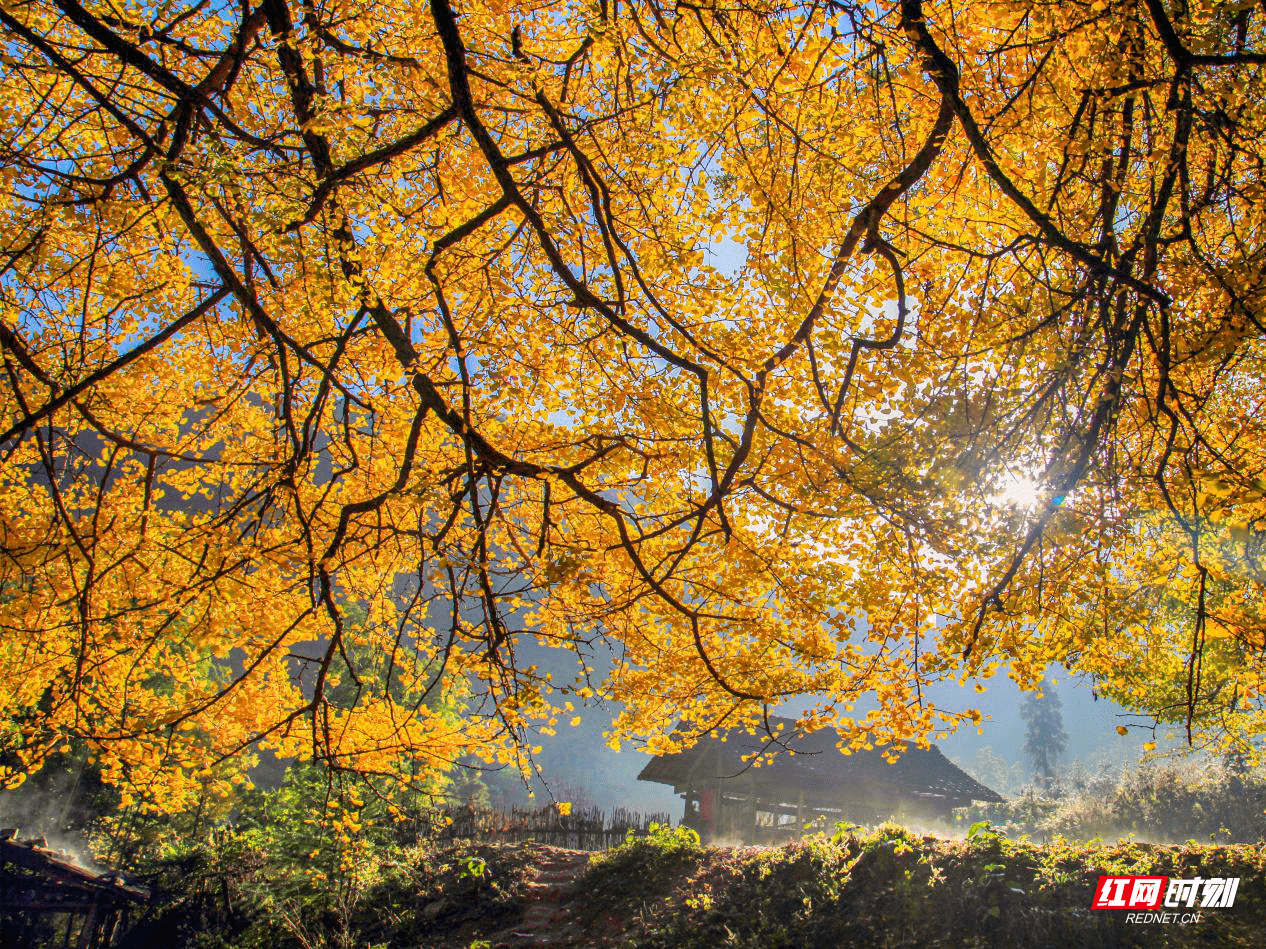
[0,832,147,949]
[637,718,1003,843]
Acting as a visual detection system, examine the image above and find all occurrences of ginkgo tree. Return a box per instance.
[1,0,1265,810]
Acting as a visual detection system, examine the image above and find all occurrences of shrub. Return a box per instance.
[956,760,1266,843]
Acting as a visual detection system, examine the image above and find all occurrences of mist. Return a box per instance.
[492,665,1146,822]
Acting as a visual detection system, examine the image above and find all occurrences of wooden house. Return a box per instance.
[637,718,1003,843]
[0,832,147,949]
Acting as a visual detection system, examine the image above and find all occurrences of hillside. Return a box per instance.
[123,825,1266,949]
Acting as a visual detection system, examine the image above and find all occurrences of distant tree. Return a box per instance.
[1022,692,1068,791]
[966,745,1027,798]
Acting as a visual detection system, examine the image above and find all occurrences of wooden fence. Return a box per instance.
[435,804,671,851]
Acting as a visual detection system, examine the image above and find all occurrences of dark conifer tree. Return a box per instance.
[1022,691,1068,791]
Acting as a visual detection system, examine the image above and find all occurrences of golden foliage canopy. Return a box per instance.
[2,0,1266,806]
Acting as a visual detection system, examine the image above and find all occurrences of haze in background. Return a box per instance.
[510,670,1151,817]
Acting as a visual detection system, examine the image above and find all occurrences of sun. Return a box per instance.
[996,474,1043,509]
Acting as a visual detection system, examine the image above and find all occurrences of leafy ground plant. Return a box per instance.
[569,825,1266,949]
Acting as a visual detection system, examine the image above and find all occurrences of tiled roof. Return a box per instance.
[636,717,1003,804]
[0,833,148,910]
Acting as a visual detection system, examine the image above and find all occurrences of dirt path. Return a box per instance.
[491,847,593,947]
